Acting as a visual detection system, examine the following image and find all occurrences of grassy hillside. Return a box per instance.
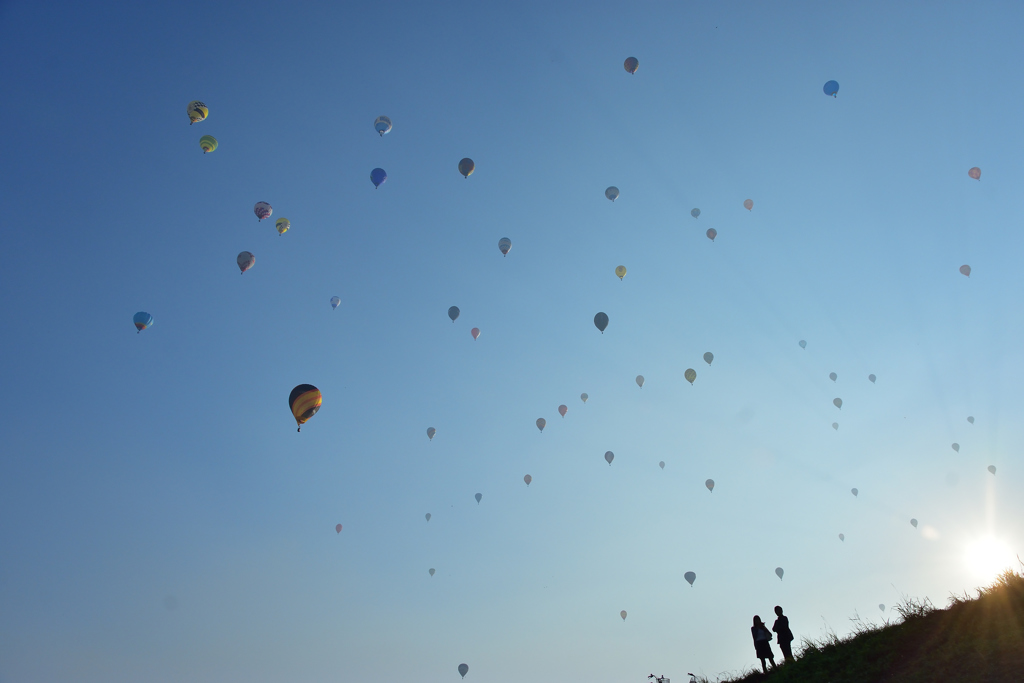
[709,567,1024,683]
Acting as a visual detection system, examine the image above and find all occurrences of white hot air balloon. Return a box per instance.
[330,296,341,310]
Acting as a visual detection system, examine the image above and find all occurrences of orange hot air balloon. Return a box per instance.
[558,404,567,417]
[968,167,981,180]
[471,327,480,340]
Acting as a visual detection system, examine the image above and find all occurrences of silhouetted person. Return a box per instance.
[772,605,795,662]
[751,615,775,673]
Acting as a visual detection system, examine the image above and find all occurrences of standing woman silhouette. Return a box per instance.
[751,615,776,673]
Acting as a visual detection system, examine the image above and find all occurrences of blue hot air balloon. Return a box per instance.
[823,80,839,97]
[133,311,154,333]
[370,168,388,188]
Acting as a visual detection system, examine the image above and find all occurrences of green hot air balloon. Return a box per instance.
[684,368,696,385]
[199,135,218,153]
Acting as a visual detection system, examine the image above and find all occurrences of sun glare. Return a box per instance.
[965,537,1016,582]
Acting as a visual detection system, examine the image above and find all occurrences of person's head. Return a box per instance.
[753,615,763,627]
[774,605,784,616]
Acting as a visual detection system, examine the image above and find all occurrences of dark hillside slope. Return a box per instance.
[723,569,1024,683]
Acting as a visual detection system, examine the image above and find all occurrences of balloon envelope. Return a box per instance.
[425,513,431,521]
[254,202,272,221]
[289,384,322,431]
[684,571,696,586]
[743,199,753,211]
[536,418,546,432]
[960,265,971,277]
[620,610,628,620]
[524,474,532,486]
[988,465,996,475]
[370,168,387,188]
[868,374,876,383]
[199,135,218,153]
[799,340,807,349]
[558,404,567,417]
[427,427,436,440]
[458,158,475,178]
[659,461,665,469]
[374,115,392,136]
[911,518,918,528]
[335,524,342,533]
[331,296,341,310]
[706,228,717,242]
[459,663,469,678]
[187,100,208,124]
[635,375,644,388]
[448,306,460,322]
[471,327,480,340]
[498,237,511,256]
[429,568,435,576]
[829,372,837,382]
[851,488,858,496]
[968,167,981,180]
[580,393,588,403]
[823,80,839,96]
[952,443,960,452]
[594,312,609,333]
[705,478,714,492]
[879,604,885,612]
[833,422,839,430]
[615,265,627,280]
[704,352,714,365]
[475,493,482,504]
[275,217,290,235]
[839,533,845,541]
[691,208,700,219]
[237,251,255,274]
[968,416,975,424]
[833,398,843,409]
[684,368,696,384]
[605,451,614,465]
[623,56,638,74]
[605,186,619,202]
[775,567,784,580]
[133,311,153,333]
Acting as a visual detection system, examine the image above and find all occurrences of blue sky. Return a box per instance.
[2,1,1023,681]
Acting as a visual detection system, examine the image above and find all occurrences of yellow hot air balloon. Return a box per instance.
[615,265,627,280]
[275,217,290,235]
[199,135,218,154]
[187,101,208,125]
[289,384,322,432]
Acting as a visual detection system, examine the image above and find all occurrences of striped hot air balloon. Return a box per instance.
[288,384,322,432]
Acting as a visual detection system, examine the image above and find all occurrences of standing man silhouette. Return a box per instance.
[772,605,795,662]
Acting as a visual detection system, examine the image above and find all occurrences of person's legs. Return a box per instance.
[759,657,767,674]
[768,655,776,669]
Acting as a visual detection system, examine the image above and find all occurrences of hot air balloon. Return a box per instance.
[458,158,475,178]
[832,422,839,430]
[187,100,208,124]
[988,465,996,475]
[524,474,532,486]
[536,418,546,432]
[851,488,858,497]
[475,493,482,504]
[968,416,975,424]
[425,513,431,521]
[952,443,960,452]
[615,265,627,280]
[605,451,614,465]
[868,374,876,383]
[703,352,714,365]
[448,306,460,322]
[254,202,272,221]
[427,427,436,441]
[623,57,639,74]
[829,372,837,382]
[960,265,971,277]
[498,237,511,256]
[288,384,322,432]
[879,604,885,613]
[370,168,387,188]
[823,80,839,97]
[471,328,480,340]
[331,296,341,310]
[374,115,392,136]
[199,135,218,153]
[775,567,784,580]
[458,663,469,678]
[910,519,918,528]
[659,461,665,469]
[429,568,435,576]
[605,186,619,202]
[335,524,342,533]
[635,375,644,388]
[839,533,845,541]
[236,251,255,274]
[558,404,567,417]
[691,208,700,219]
[133,311,153,333]
[684,368,696,385]
[275,218,290,235]
[705,479,714,492]
[799,340,807,349]
[968,167,981,180]
[580,393,589,403]
[684,571,696,586]
[743,199,753,211]
[833,398,843,409]
[620,610,628,621]
[594,312,609,333]
[706,228,717,242]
